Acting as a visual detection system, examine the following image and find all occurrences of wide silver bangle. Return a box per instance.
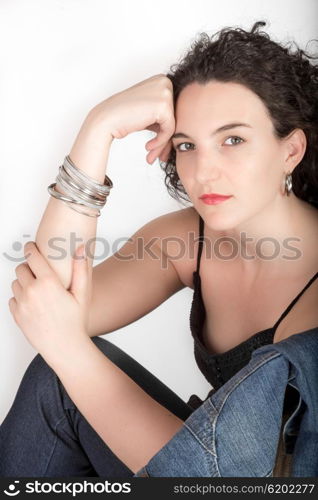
[47,155,113,217]
[56,168,105,208]
[47,183,101,217]
[64,155,113,195]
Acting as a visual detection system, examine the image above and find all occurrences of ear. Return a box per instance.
[282,128,307,174]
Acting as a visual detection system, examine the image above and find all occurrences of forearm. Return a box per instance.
[51,338,184,474]
[35,109,114,290]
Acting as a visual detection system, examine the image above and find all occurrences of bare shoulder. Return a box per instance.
[140,205,199,289]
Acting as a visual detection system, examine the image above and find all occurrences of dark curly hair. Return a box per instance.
[161,20,318,209]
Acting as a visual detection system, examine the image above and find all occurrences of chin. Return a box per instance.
[202,211,241,232]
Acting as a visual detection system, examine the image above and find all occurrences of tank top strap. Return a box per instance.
[272,271,318,330]
[196,214,205,274]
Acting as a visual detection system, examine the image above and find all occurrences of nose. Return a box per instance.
[194,155,221,185]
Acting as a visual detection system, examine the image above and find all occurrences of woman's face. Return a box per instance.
[172,81,288,231]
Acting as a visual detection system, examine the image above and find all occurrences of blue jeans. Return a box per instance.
[2,333,310,477]
[0,336,193,477]
[134,330,318,478]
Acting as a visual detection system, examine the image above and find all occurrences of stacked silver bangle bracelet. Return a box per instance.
[47,155,113,217]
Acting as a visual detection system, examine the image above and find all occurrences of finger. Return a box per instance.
[11,279,23,301]
[159,140,173,163]
[145,124,160,149]
[23,241,55,280]
[15,262,36,287]
[146,145,163,164]
[145,129,172,153]
[8,296,18,316]
[146,140,172,164]
[147,111,175,151]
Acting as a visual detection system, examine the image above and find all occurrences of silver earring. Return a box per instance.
[285,172,292,196]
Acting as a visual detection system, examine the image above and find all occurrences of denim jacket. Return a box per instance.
[134,329,318,477]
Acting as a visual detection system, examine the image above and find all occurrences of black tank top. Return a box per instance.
[187,214,318,409]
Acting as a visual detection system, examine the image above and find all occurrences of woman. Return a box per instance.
[1,21,317,477]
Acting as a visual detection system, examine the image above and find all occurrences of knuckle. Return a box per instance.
[157,73,170,82]
[160,76,173,91]
[15,262,28,275]
[41,275,56,289]
[15,263,24,274]
[159,98,172,117]
[27,278,51,298]
[153,74,172,92]
[161,87,172,101]
[153,73,166,80]
[25,284,36,299]
[8,297,17,317]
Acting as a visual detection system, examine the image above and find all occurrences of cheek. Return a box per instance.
[230,161,280,209]
[240,146,282,189]
[238,168,281,212]
[176,161,192,185]
[248,140,283,181]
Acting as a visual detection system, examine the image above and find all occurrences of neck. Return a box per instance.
[204,193,317,274]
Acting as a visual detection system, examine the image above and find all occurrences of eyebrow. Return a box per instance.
[171,122,252,140]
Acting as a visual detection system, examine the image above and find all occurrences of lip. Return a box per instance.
[199,193,233,205]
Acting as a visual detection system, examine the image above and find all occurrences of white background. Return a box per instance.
[0,0,317,424]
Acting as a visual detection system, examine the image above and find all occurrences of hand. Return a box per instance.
[9,242,91,366]
[91,74,175,165]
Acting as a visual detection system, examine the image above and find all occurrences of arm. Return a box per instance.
[11,75,179,473]
[35,73,174,296]
[35,109,113,291]
[50,337,184,474]
[87,209,187,337]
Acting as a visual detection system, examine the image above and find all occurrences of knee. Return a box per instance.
[90,335,124,360]
[89,336,137,376]
[22,352,58,391]
[24,337,112,382]
[22,336,121,392]
[28,337,111,373]
[90,335,113,351]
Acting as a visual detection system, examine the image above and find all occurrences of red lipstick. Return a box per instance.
[199,193,233,205]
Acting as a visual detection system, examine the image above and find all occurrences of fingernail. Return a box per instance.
[78,245,86,259]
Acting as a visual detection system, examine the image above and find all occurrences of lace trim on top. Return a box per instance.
[188,213,318,394]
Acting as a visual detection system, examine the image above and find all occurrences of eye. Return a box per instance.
[174,142,195,152]
[223,136,244,146]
